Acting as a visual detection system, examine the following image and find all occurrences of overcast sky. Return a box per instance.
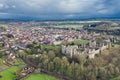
[0,0,120,20]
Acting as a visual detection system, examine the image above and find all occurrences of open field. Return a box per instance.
[54,25,83,29]
[88,26,120,31]
[0,24,8,29]
[74,39,89,45]
[24,74,58,80]
[111,75,120,80]
[62,39,89,45]
[0,66,20,80]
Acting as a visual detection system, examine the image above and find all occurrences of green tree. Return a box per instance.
[53,57,61,73]
[48,50,55,60]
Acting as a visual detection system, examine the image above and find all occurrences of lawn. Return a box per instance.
[0,66,20,80]
[25,74,58,80]
[62,39,89,46]
[74,39,89,45]
[111,75,120,80]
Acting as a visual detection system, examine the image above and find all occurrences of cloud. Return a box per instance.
[9,0,100,14]
[0,3,10,9]
[0,0,120,19]
[98,9,109,14]
[12,5,16,8]
[0,3,4,8]
[0,1,16,10]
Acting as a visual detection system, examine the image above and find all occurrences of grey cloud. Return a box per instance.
[0,0,120,19]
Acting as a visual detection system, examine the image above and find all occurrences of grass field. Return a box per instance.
[0,66,20,80]
[111,75,120,80]
[62,39,89,46]
[74,39,89,45]
[25,74,58,80]
[54,25,83,29]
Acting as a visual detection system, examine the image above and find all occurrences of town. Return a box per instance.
[1,0,120,80]
[0,21,120,80]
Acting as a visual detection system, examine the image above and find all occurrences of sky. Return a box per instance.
[0,0,120,20]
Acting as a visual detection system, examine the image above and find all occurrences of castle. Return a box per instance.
[62,39,112,59]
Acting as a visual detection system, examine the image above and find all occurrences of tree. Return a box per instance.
[0,52,3,58]
[39,54,48,69]
[19,51,27,58]
[48,62,54,71]
[48,50,55,60]
[53,57,61,73]
[60,57,69,75]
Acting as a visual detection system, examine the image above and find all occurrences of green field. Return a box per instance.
[25,74,58,80]
[74,39,89,45]
[0,66,20,80]
[0,25,8,29]
[111,75,120,80]
[62,39,89,45]
[54,25,83,29]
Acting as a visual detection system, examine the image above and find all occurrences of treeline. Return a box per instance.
[20,44,120,80]
[87,29,120,36]
[25,44,64,57]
